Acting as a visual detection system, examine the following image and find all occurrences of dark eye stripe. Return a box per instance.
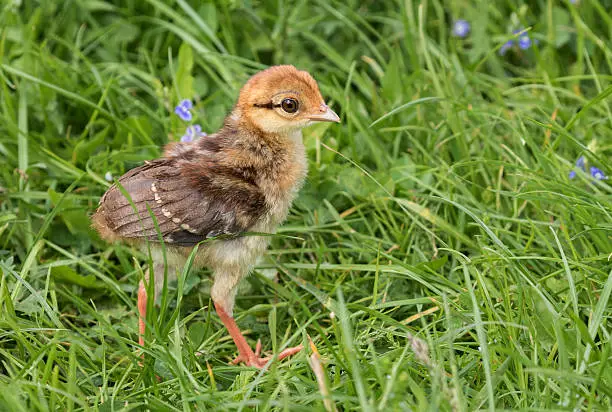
[253,102,281,109]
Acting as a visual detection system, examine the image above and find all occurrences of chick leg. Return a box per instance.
[137,261,178,347]
[138,278,147,347]
[211,267,303,368]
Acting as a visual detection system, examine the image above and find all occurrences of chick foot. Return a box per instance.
[230,339,304,368]
[214,301,303,369]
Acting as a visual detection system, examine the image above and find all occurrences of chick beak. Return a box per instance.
[308,104,340,123]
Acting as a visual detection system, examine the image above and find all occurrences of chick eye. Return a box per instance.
[280,98,299,114]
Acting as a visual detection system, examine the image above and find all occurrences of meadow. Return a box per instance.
[1,0,611,410]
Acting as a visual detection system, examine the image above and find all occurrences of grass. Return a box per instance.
[1,0,611,410]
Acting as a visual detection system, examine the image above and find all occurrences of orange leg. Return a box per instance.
[138,280,163,382]
[214,301,303,368]
[138,281,147,347]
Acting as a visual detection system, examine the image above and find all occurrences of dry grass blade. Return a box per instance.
[307,337,337,412]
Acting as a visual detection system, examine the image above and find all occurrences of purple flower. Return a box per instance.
[518,35,532,50]
[511,29,533,50]
[499,40,514,56]
[180,124,207,142]
[568,157,607,181]
[569,156,586,179]
[590,166,607,180]
[452,20,470,38]
[178,99,192,110]
[174,99,193,122]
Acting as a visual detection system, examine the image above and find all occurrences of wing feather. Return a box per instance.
[94,158,266,246]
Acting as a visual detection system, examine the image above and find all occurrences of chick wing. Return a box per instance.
[93,157,266,246]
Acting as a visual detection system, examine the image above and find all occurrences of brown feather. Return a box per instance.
[93,153,268,246]
[93,64,332,282]
[92,65,340,362]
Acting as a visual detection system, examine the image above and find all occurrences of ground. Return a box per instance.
[0,1,611,410]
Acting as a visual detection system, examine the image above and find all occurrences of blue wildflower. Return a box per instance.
[511,29,533,50]
[104,171,113,182]
[499,40,514,56]
[452,20,470,38]
[180,124,207,142]
[174,99,193,122]
[569,156,586,179]
[179,99,192,110]
[518,35,532,50]
[590,166,607,180]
